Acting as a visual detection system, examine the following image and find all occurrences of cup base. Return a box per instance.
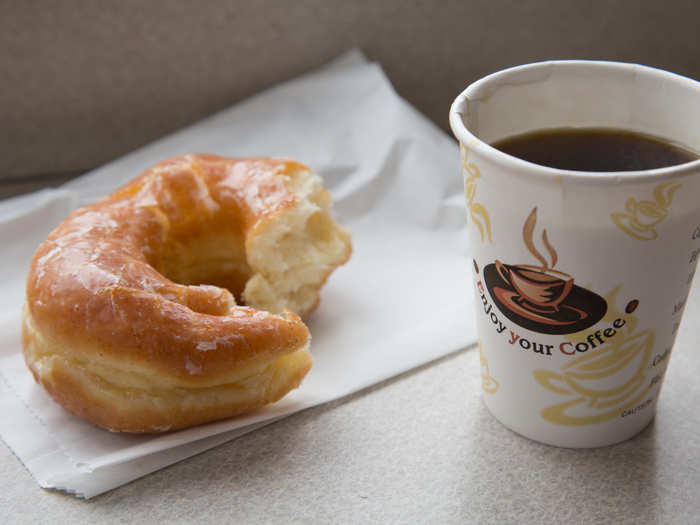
[481,394,656,448]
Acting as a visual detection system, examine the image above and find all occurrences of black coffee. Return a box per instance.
[491,128,698,172]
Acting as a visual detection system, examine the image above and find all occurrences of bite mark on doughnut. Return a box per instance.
[243,164,352,317]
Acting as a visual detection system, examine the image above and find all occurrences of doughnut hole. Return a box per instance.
[156,230,252,305]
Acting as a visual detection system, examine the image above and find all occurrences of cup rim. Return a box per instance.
[449,60,700,183]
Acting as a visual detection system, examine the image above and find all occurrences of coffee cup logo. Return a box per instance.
[611,181,682,241]
[484,208,607,335]
[534,287,655,426]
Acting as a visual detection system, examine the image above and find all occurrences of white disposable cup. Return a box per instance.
[449,61,700,448]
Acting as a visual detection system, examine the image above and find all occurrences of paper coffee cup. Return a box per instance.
[450,61,700,447]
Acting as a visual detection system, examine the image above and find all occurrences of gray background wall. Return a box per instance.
[3,0,699,197]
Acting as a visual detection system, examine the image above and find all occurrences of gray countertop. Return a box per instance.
[2,289,699,524]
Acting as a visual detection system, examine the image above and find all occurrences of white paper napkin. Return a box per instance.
[0,50,477,498]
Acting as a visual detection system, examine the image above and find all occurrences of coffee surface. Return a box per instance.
[491,128,698,172]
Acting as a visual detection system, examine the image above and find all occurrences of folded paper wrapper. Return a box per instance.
[0,50,477,498]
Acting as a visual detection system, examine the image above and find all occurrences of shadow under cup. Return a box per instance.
[450,61,700,448]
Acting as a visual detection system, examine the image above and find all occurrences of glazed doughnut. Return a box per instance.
[22,154,352,432]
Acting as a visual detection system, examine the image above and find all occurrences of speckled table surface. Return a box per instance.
[2,285,699,524]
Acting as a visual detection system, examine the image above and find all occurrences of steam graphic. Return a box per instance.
[461,145,493,243]
[523,207,557,269]
[479,341,499,394]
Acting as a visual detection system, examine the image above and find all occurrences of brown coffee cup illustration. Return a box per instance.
[484,207,606,334]
[495,260,574,312]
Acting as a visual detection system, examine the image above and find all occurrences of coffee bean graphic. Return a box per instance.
[473,259,479,274]
[626,299,639,314]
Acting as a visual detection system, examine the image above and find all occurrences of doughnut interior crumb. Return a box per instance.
[243,165,352,317]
